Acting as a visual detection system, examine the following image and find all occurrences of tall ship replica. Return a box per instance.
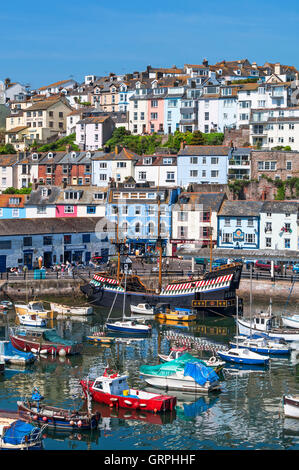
[81,198,243,316]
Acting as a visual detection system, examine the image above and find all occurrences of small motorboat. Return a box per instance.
[229,336,290,355]
[0,340,36,365]
[18,387,100,430]
[0,412,45,449]
[14,301,53,319]
[80,368,176,413]
[130,303,155,315]
[283,395,299,419]
[281,314,299,329]
[105,320,152,335]
[9,327,82,356]
[50,302,93,316]
[140,355,221,393]
[237,313,299,342]
[158,347,225,370]
[155,307,197,322]
[17,313,47,328]
[217,347,270,365]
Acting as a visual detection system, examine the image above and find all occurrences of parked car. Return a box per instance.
[195,258,207,265]
[212,259,228,269]
[292,264,299,273]
[255,260,281,273]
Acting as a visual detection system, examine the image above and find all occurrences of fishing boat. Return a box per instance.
[0,411,45,449]
[130,303,155,315]
[155,306,197,322]
[17,387,100,430]
[217,347,270,365]
[139,353,221,393]
[0,340,36,365]
[283,395,299,419]
[80,368,176,413]
[50,302,93,316]
[9,327,82,356]
[229,335,290,355]
[237,313,299,342]
[17,313,47,328]
[281,314,299,329]
[14,301,52,319]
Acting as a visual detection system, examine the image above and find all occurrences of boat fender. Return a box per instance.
[110,397,118,401]
[69,420,74,426]
[78,420,82,427]
[154,408,157,414]
[139,403,147,407]
[42,417,47,422]
[59,349,66,357]
[124,400,132,406]
[33,415,38,420]
[40,349,48,355]
[31,348,39,354]
[209,356,216,364]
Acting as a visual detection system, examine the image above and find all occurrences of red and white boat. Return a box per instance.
[80,368,176,413]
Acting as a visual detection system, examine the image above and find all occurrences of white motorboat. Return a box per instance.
[0,301,13,309]
[106,320,152,335]
[17,313,47,328]
[281,314,299,329]
[14,301,52,319]
[237,313,299,342]
[283,395,299,419]
[229,336,290,355]
[140,368,220,393]
[130,303,155,315]
[217,347,270,365]
[50,302,93,316]
[158,347,225,369]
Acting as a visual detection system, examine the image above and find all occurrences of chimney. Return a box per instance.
[203,58,209,67]
[252,62,257,69]
[274,63,281,75]
[115,145,118,155]
[65,144,71,153]
[180,141,186,150]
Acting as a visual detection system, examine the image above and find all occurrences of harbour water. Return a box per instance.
[0,296,298,451]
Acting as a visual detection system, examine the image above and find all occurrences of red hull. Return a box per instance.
[80,380,176,413]
[10,334,82,356]
[93,402,176,425]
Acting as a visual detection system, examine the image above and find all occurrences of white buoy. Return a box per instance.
[59,349,66,357]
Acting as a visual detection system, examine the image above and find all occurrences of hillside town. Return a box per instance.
[0,58,299,271]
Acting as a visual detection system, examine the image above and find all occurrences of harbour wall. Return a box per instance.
[0,276,297,301]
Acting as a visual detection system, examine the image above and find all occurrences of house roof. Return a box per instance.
[178,145,230,156]
[39,80,75,91]
[218,200,263,217]
[176,192,226,212]
[135,155,177,166]
[93,148,140,161]
[0,154,19,166]
[25,186,62,205]
[6,126,29,134]
[0,194,27,208]
[25,98,70,112]
[261,201,299,214]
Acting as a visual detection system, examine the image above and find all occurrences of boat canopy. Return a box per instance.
[184,362,219,386]
[140,353,208,377]
[0,341,35,361]
[43,330,78,346]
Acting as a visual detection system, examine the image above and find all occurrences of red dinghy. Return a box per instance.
[80,368,176,413]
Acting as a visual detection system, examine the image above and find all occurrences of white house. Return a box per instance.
[134,155,177,187]
[75,116,115,150]
[259,201,298,251]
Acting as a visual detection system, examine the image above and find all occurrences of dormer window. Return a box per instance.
[71,151,76,159]
[32,153,38,160]
[163,158,173,164]
[218,69,222,75]
[94,193,104,200]
[143,157,152,165]
[64,190,81,200]
[48,152,53,159]
[86,151,91,158]
[41,188,50,198]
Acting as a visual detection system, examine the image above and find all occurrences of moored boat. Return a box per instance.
[0,340,36,365]
[140,354,221,393]
[283,395,299,419]
[9,327,82,356]
[158,347,225,370]
[17,388,100,430]
[80,368,176,412]
[155,307,197,322]
[17,313,47,328]
[14,301,53,319]
[229,336,290,355]
[105,320,152,335]
[50,302,93,316]
[237,313,299,342]
[281,314,299,329]
[130,303,155,315]
[0,413,45,449]
[217,347,270,365]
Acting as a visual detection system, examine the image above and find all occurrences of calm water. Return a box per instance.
[0,297,298,451]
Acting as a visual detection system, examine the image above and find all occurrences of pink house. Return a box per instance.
[56,205,78,217]
[147,97,165,133]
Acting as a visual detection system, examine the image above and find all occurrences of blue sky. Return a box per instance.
[1,0,299,88]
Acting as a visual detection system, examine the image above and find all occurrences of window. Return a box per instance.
[247,218,254,227]
[224,218,230,226]
[178,211,188,221]
[190,170,198,177]
[190,157,198,164]
[64,235,71,244]
[286,161,292,170]
[265,237,272,248]
[211,170,219,178]
[166,171,175,181]
[64,205,74,213]
[43,236,52,245]
[211,157,219,165]
[12,208,19,217]
[178,226,188,238]
[202,170,206,177]
[37,206,47,214]
[150,113,158,120]
[117,162,126,168]
[205,112,209,120]
[23,237,32,247]
[163,158,172,164]
[222,233,232,243]
[245,233,255,244]
[236,218,242,226]
[135,222,141,233]
[151,100,158,107]
[99,162,107,168]
[138,171,147,180]
[0,240,11,249]
[285,239,290,249]
[82,234,90,243]
[135,206,141,215]
[265,222,272,233]
[87,206,96,214]
[99,174,107,181]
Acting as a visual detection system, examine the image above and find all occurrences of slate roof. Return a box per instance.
[261,201,299,214]
[178,146,231,156]
[218,200,263,217]
[176,192,226,212]
[25,186,62,205]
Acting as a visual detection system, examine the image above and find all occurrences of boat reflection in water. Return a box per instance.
[44,427,101,447]
[222,362,269,377]
[92,401,176,425]
[155,318,197,330]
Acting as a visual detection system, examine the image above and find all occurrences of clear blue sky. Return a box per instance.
[1,0,299,88]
